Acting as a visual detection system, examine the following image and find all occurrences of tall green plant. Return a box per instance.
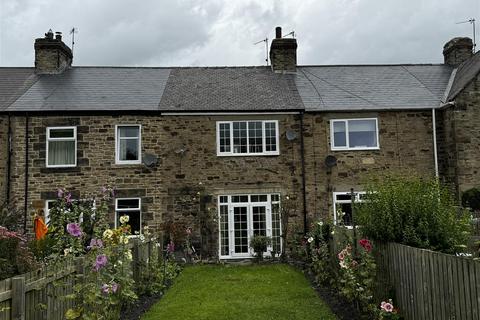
[356,175,471,254]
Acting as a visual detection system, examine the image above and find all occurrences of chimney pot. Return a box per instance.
[45,29,54,39]
[55,32,62,41]
[275,26,282,39]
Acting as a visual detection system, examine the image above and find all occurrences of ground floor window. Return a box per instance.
[333,192,365,227]
[115,198,142,235]
[218,193,281,259]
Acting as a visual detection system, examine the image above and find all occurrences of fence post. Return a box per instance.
[12,276,25,320]
[132,239,140,284]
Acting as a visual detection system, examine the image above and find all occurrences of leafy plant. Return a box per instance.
[0,203,23,232]
[462,187,480,212]
[0,227,38,280]
[356,174,472,254]
[249,235,271,261]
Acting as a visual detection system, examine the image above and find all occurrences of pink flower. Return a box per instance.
[94,254,108,271]
[338,252,345,261]
[381,302,394,313]
[359,239,372,252]
[111,283,119,293]
[57,188,64,198]
[87,238,103,250]
[66,223,82,237]
[167,241,175,254]
[101,284,110,294]
[65,192,73,205]
[186,227,192,235]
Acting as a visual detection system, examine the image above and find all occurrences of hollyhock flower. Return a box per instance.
[94,254,108,271]
[317,221,323,226]
[339,260,347,269]
[66,223,82,237]
[103,229,113,239]
[111,283,119,293]
[57,188,64,198]
[87,238,103,250]
[351,260,358,268]
[119,215,129,224]
[65,192,73,205]
[382,302,394,313]
[307,237,314,243]
[101,284,110,294]
[359,239,372,252]
[167,241,175,254]
[338,252,345,261]
[126,251,133,261]
[186,227,192,235]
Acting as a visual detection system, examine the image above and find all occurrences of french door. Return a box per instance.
[219,194,281,259]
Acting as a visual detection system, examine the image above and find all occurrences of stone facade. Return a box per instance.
[443,37,473,67]
[437,74,480,197]
[270,27,297,73]
[303,111,436,220]
[34,31,73,74]
[5,109,439,256]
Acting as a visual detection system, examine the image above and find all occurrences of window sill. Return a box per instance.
[331,147,380,151]
[217,153,280,157]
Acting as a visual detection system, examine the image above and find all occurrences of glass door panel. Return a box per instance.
[233,206,249,254]
[252,206,267,236]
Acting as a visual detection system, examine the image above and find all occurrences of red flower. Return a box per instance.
[359,239,372,252]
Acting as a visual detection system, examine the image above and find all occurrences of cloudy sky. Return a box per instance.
[1,0,479,67]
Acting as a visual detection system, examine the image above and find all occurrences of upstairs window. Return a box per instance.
[331,118,379,150]
[46,127,77,167]
[217,120,279,156]
[116,125,141,164]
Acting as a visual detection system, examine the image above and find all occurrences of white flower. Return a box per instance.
[119,235,129,245]
[331,230,335,235]
[139,235,145,242]
[285,195,290,200]
[339,260,347,269]
[103,229,113,239]
[307,237,314,243]
[126,251,133,261]
[119,215,129,224]
[64,248,72,256]
[317,221,323,226]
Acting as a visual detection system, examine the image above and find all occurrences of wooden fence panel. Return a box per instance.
[0,240,157,320]
[375,242,480,320]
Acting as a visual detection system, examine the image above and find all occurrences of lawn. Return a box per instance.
[142,263,337,320]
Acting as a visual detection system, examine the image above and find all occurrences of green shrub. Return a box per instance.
[0,227,37,280]
[249,235,271,261]
[356,174,472,254]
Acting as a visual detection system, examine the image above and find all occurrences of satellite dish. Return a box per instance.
[143,153,158,167]
[286,130,297,141]
[325,155,337,168]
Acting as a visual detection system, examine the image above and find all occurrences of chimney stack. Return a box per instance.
[443,37,473,67]
[269,26,297,73]
[34,29,73,74]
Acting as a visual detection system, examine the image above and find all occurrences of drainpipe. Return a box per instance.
[6,114,12,204]
[432,108,439,178]
[299,113,308,235]
[23,113,29,234]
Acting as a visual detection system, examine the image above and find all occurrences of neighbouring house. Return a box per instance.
[0,27,478,259]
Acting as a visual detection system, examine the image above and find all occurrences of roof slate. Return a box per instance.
[295,65,452,111]
[0,68,36,110]
[447,51,480,101]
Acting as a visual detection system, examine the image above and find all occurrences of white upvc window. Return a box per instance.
[115,125,141,164]
[330,118,379,150]
[115,198,142,235]
[46,127,77,167]
[333,192,366,227]
[216,120,279,156]
[44,200,55,225]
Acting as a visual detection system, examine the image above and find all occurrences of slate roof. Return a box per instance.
[295,65,453,111]
[447,51,480,101]
[0,64,454,113]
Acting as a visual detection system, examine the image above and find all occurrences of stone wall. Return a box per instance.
[8,114,304,256]
[439,74,480,197]
[303,111,436,222]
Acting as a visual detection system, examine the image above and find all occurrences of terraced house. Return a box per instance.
[0,27,479,259]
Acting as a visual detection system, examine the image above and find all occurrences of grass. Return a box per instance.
[142,263,337,320]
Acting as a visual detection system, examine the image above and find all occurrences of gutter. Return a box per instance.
[432,108,439,178]
[299,112,308,235]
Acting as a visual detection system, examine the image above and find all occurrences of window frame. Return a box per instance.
[115,197,142,235]
[46,126,77,168]
[115,125,142,165]
[330,118,379,151]
[216,120,280,156]
[332,191,366,228]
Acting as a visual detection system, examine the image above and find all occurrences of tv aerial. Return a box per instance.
[69,27,78,53]
[254,37,269,66]
[456,18,476,52]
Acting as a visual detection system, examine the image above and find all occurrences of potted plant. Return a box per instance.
[249,235,272,261]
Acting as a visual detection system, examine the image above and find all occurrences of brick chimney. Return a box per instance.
[443,37,473,67]
[34,29,73,74]
[269,26,297,73]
